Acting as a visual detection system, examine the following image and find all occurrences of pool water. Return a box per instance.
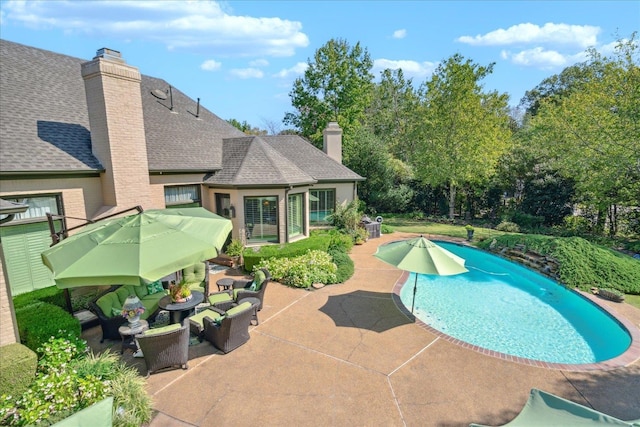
[400,242,631,364]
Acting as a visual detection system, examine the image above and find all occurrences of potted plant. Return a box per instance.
[169,280,192,303]
[225,238,245,268]
[465,224,475,241]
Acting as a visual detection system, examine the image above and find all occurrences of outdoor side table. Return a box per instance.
[158,290,205,324]
[118,320,149,354]
[216,277,234,293]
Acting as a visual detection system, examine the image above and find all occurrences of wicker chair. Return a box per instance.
[213,268,271,312]
[202,301,254,353]
[135,319,190,376]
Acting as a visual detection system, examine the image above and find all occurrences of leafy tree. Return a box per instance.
[366,68,420,162]
[284,38,375,147]
[527,34,640,235]
[410,54,512,219]
[227,118,267,135]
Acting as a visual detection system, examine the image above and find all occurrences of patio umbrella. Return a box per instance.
[41,207,232,288]
[374,235,468,313]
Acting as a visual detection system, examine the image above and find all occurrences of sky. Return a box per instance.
[1,1,638,132]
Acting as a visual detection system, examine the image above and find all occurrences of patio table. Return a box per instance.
[158,290,204,324]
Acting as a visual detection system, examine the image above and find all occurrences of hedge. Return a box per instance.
[0,343,37,398]
[15,302,81,354]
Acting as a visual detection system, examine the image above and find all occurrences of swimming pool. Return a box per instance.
[399,242,632,364]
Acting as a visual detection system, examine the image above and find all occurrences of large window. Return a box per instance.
[244,196,278,243]
[1,194,61,223]
[309,189,335,224]
[164,185,201,208]
[287,193,304,239]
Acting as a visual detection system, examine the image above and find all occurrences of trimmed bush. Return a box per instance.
[0,344,37,398]
[329,249,355,284]
[495,221,521,233]
[256,250,337,288]
[12,286,66,310]
[243,232,333,271]
[15,302,81,354]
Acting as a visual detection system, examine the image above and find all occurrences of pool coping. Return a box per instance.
[391,270,640,372]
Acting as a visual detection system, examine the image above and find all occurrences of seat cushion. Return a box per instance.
[253,270,266,291]
[183,263,206,284]
[96,292,121,318]
[115,286,134,304]
[226,301,252,316]
[189,309,222,329]
[142,323,181,337]
[209,292,233,305]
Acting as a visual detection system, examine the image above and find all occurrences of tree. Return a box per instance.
[283,38,374,147]
[411,54,512,219]
[527,34,640,235]
[227,118,267,135]
[366,68,420,162]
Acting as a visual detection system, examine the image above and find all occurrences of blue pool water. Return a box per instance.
[400,242,631,364]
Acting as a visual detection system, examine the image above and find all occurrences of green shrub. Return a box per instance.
[15,302,81,354]
[0,338,152,427]
[495,221,521,233]
[0,344,37,398]
[380,224,393,234]
[12,286,66,310]
[244,233,333,271]
[329,250,354,284]
[256,250,337,288]
[478,235,640,294]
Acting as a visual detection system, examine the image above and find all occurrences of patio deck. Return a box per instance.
[83,232,640,426]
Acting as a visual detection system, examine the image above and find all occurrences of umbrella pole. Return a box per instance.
[411,272,418,313]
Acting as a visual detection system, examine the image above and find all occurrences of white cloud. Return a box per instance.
[373,59,437,79]
[249,59,269,67]
[200,59,222,71]
[274,62,308,78]
[229,68,264,79]
[1,0,309,57]
[502,47,588,69]
[393,29,407,39]
[457,23,600,49]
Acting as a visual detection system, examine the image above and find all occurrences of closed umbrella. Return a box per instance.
[374,235,468,313]
[42,207,232,288]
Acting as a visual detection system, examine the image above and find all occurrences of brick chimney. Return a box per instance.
[81,48,151,214]
[323,121,342,164]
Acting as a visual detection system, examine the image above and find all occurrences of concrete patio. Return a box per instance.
[83,232,640,426]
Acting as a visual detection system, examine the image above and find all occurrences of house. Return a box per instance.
[0,39,364,313]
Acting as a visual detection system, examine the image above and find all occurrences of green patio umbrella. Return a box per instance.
[374,235,468,313]
[42,207,232,288]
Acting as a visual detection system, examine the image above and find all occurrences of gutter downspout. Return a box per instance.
[284,187,290,243]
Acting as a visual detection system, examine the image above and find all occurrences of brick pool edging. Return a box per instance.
[391,269,640,372]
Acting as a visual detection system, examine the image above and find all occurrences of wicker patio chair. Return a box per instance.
[202,301,254,353]
[222,268,271,309]
[135,319,190,376]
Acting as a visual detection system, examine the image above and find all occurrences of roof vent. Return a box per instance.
[151,89,167,100]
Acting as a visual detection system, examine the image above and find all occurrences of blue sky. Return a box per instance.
[1,1,638,132]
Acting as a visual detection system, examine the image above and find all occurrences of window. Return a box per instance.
[244,196,278,243]
[164,185,201,208]
[287,193,304,239]
[215,193,232,218]
[309,189,335,224]
[1,194,61,223]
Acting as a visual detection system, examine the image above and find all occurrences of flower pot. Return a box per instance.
[172,294,193,304]
[466,230,474,241]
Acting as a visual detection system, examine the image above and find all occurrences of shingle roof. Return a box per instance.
[0,39,363,187]
[0,40,101,173]
[264,135,365,182]
[205,137,316,187]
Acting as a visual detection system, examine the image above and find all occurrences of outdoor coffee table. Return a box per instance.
[118,320,149,354]
[216,277,234,293]
[158,290,204,324]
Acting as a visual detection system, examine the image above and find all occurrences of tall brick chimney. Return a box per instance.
[81,48,151,214]
[323,121,342,164]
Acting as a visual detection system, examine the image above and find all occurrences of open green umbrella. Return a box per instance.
[41,207,232,288]
[374,235,468,313]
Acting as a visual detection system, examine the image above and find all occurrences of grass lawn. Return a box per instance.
[383,216,640,310]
